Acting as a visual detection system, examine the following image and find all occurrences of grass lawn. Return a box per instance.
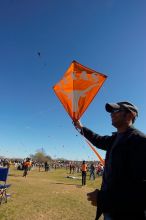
[0,166,103,220]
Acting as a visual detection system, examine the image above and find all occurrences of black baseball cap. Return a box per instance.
[105,101,138,117]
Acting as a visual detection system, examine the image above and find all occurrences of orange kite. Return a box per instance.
[53,60,107,121]
[53,60,107,165]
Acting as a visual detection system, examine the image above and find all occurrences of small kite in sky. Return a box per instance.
[37,52,41,57]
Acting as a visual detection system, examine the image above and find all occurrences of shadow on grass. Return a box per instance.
[8,173,23,177]
[49,182,82,188]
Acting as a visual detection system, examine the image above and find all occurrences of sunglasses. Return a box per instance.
[111,109,124,114]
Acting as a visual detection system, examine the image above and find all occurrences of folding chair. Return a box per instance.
[0,167,11,205]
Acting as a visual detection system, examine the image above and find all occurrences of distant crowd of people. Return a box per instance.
[68,161,104,177]
[0,157,104,180]
[0,158,11,168]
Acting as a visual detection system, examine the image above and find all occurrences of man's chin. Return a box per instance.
[112,121,116,128]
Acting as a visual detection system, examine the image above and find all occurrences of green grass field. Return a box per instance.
[0,166,103,220]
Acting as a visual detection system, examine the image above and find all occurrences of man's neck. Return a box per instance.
[117,124,132,133]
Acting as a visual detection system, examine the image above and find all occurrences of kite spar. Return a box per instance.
[53,60,107,164]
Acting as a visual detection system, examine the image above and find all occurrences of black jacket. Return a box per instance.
[82,126,146,214]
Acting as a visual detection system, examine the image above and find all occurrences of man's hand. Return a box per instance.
[87,189,99,206]
[73,120,83,131]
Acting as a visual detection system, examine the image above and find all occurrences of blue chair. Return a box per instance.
[0,167,11,204]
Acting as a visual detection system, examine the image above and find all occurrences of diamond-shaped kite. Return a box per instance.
[53,60,107,121]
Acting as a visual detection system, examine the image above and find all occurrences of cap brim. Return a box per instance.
[105,103,120,113]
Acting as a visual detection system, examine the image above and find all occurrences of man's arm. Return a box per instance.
[73,120,114,151]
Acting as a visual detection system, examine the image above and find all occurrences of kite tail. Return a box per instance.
[85,139,104,166]
[79,126,104,165]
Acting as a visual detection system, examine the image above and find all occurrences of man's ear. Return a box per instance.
[127,112,135,124]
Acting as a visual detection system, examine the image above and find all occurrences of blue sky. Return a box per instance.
[0,0,146,161]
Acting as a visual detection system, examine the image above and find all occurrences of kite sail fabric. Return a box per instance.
[53,60,107,162]
[53,60,107,121]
